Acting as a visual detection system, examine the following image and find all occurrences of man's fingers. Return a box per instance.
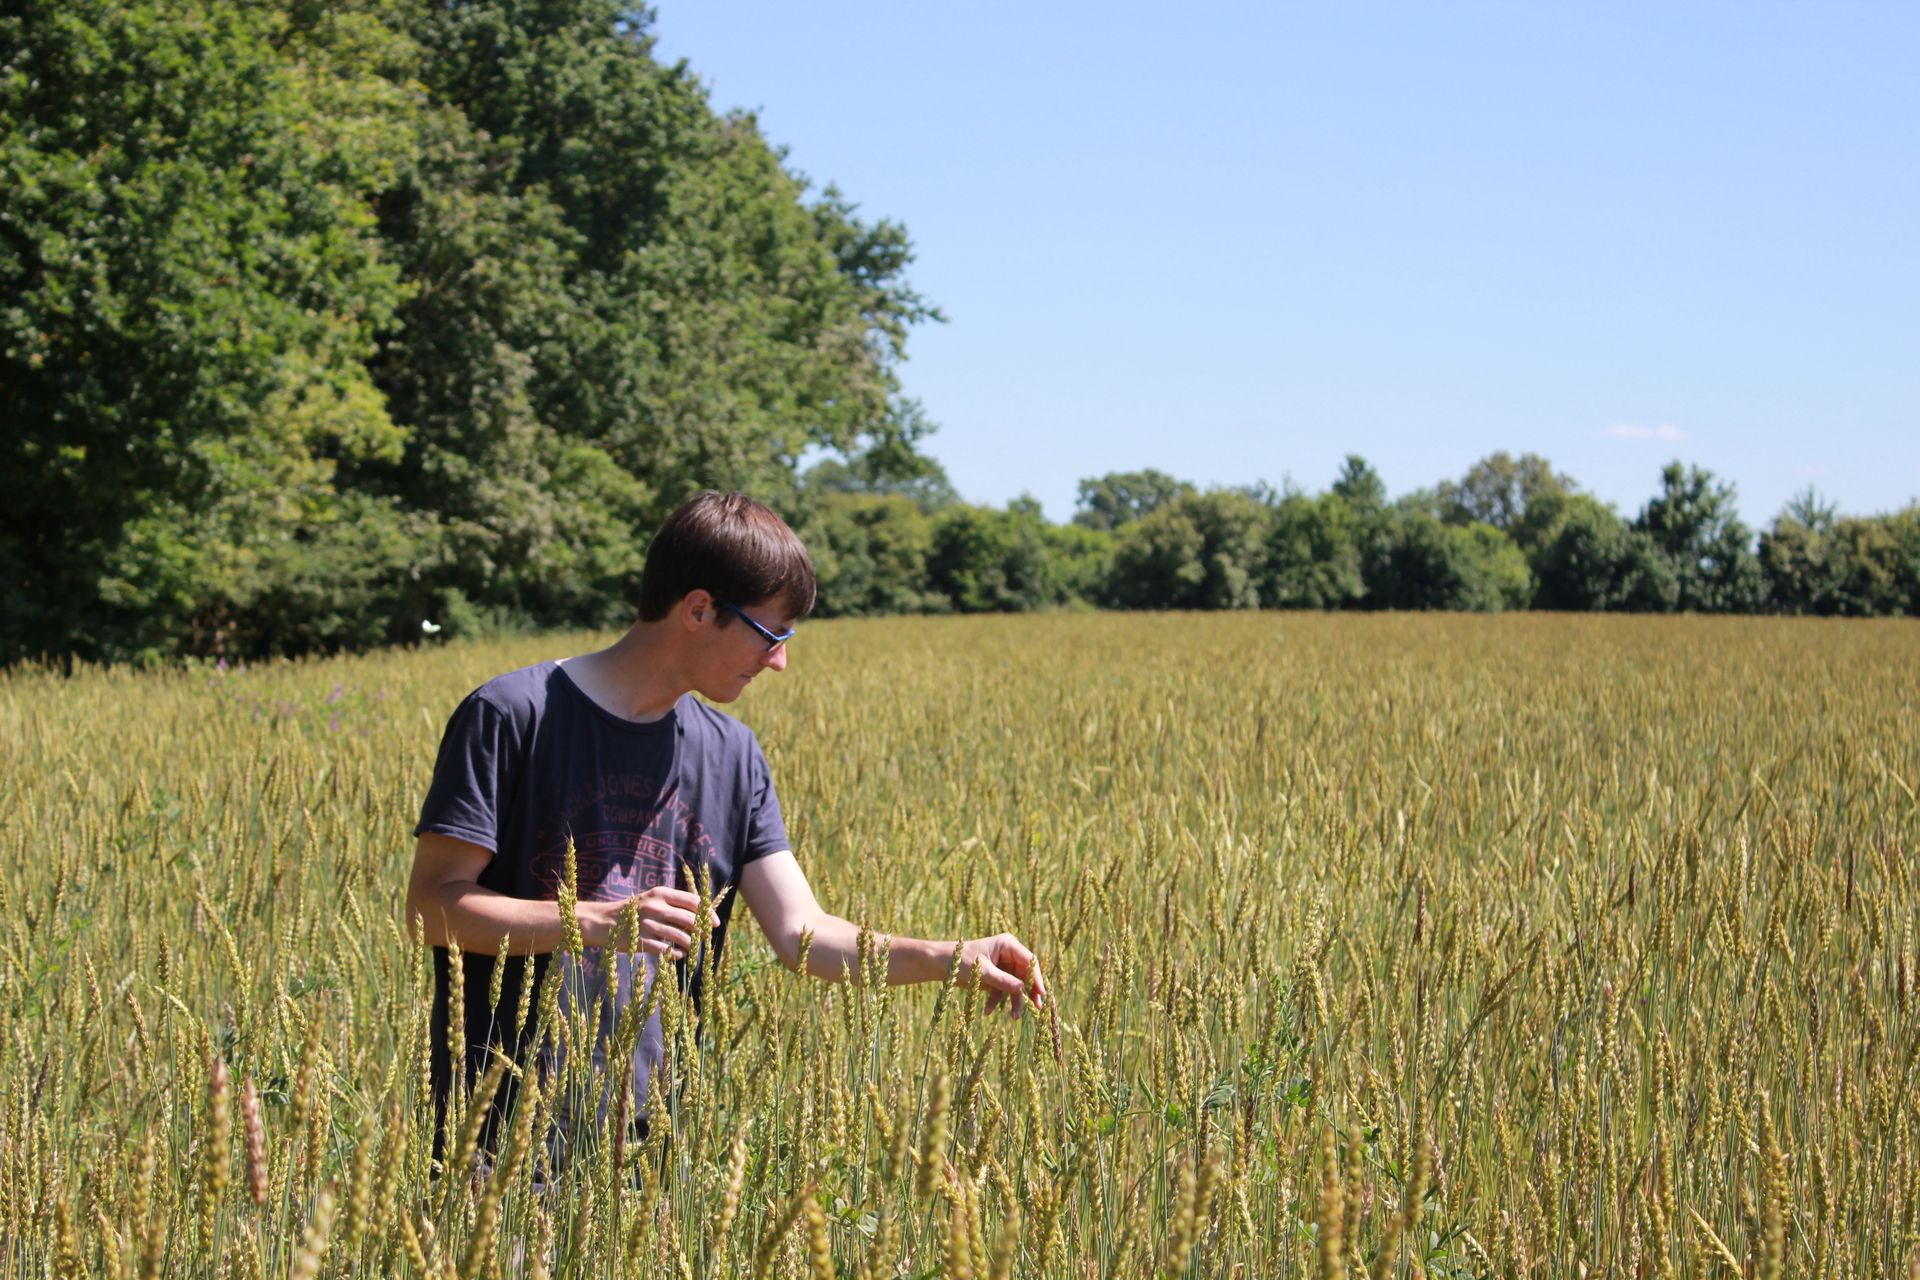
[649,887,701,909]
[646,906,700,932]
[646,924,694,952]
[978,960,1024,995]
[992,935,1047,1005]
[989,935,1038,979]
[979,961,1029,1018]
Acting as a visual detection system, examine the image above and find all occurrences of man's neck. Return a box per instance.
[563,623,689,722]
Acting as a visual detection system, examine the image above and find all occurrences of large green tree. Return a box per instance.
[1759,492,1919,616]
[1632,462,1764,613]
[926,498,1102,614]
[0,0,421,660]
[1102,490,1268,611]
[1362,508,1532,612]
[2,0,936,661]
[1261,489,1365,609]
[804,495,946,618]
[1528,493,1678,612]
[1072,469,1195,532]
[1436,451,1572,550]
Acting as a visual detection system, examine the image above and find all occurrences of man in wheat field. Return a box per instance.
[406,490,1044,1158]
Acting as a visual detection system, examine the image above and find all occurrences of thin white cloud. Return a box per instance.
[1604,423,1686,441]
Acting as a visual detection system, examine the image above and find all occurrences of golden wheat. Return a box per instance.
[0,613,1913,1275]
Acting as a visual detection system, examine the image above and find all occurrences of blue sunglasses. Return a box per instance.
[714,596,795,649]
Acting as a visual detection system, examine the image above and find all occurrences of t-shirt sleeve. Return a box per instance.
[415,692,518,853]
[742,736,789,864]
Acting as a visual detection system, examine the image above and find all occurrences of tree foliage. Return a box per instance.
[1,0,421,659]
[1071,469,1195,532]
[1759,492,1919,616]
[797,458,1919,621]
[1436,451,1571,548]
[2,0,935,660]
[5,1,1914,652]
[1262,490,1365,609]
[1528,494,1677,613]
[925,498,1102,614]
[1632,462,1765,614]
[1363,508,1533,612]
[1102,490,1267,610]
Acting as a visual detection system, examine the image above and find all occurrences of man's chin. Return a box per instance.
[697,682,747,704]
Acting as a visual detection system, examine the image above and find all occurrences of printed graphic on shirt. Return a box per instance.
[529,771,718,902]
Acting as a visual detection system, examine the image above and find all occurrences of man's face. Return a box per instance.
[689,594,792,703]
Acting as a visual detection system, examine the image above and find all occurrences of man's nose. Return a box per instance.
[761,643,787,672]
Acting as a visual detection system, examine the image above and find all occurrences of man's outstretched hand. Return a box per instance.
[960,933,1049,1018]
[738,852,1052,1008]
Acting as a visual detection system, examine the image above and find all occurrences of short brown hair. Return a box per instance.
[636,491,816,624]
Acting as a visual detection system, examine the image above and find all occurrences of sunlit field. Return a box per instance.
[2,613,1917,1278]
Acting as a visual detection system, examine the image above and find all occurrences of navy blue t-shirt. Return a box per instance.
[415,660,788,1138]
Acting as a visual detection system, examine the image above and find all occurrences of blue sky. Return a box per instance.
[653,2,1919,526]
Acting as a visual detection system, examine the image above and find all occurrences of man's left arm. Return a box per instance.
[738,851,1046,1017]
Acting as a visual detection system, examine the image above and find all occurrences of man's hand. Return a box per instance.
[578,886,701,958]
[960,933,1048,1018]
[407,835,709,959]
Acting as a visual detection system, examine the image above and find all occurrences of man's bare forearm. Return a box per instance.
[777,911,955,986]
[741,854,1040,1013]
[408,882,569,955]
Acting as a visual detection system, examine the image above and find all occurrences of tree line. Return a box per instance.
[805,453,1920,621]
[4,2,1914,663]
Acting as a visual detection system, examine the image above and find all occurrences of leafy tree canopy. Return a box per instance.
[1436,451,1572,548]
[1103,490,1267,611]
[1529,494,1677,613]
[801,400,958,516]
[803,456,1916,622]
[2,0,938,661]
[1330,455,1388,519]
[1072,469,1196,531]
[1759,490,1919,617]
[1633,462,1765,613]
[7,0,1916,657]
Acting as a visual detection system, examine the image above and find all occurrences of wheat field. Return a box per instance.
[1,613,1917,1278]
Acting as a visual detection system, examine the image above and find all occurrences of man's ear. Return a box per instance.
[680,589,714,631]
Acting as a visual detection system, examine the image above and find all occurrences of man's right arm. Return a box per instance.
[405,833,700,957]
